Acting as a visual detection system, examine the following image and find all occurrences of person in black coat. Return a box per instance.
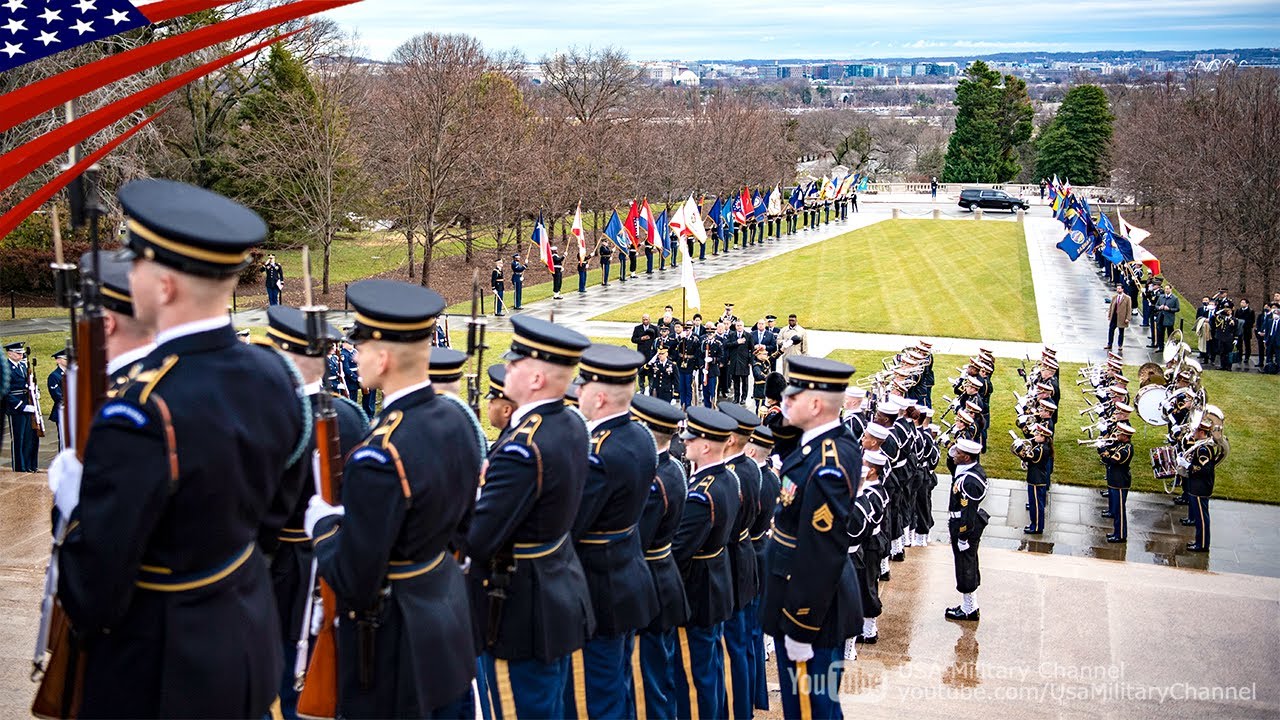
[569,346,660,718]
[632,315,658,394]
[725,320,752,404]
[1178,420,1223,552]
[630,394,690,720]
[307,281,482,718]
[50,179,309,718]
[1237,299,1256,368]
[511,254,527,309]
[262,306,369,718]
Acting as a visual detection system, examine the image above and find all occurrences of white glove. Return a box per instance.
[957,539,970,552]
[22,404,36,413]
[277,280,284,290]
[48,449,83,519]
[1176,456,1191,470]
[305,494,344,538]
[771,456,782,472]
[310,595,325,636]
[785,634,814,662]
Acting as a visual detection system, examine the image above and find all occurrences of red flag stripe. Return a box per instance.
[0,0,361,134]
[0,109,167,240]
[137,0,239,23]
[0,28,302,194]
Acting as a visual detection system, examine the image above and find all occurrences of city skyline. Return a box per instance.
[320,0,1280,62]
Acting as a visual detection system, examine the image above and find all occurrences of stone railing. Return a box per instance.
[863,182,1126,202]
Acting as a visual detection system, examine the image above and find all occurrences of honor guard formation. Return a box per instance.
[16,177,1245,720]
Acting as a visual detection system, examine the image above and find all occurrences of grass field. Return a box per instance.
[592,220,1041,342]
[827,349,1279,504]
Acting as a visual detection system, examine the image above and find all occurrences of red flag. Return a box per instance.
[734,187,752,223]
[640,198,660,248]
[623,200,642,248]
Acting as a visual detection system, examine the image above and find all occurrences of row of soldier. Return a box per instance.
[43,179,940,720]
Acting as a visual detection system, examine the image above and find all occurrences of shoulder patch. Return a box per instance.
[500,443,533,459]
[350,447,391,465]
[588,453,604,467]
[100,401,148,428]
[815,466,845,479]
[688,490,710,505]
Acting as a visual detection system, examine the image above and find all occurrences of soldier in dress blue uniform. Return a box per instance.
[744,425,780,711]
[701,325,725,407]
[762,356,863,719]
[80,250,156,380]
[492,261,506,316]
[1179,419,1222,552]
[511,254,527,309]
[651,347,678,403]
[567,345,660,717]
[4,342,37,472]
[1099,423,1135,543]
[485,364,517,444]
[1014,423,1053,535]
[263,253,285,305]
[946,438,989,622]
[630,393,690,720]
[466,316,595,719]
[262,306,369,719]
[670,406,740,720]
[341,339,362,402]
[598,242,613,287]
[47,349,67,449]
[326,342,348,396]
[48,179,310,717]
[717,400,763,719]
[305,279,483,718]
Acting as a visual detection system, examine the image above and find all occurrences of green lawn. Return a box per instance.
[827,349,1279,504]
[592,220,1041,342]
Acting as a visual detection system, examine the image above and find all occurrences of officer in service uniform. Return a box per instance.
[1179,419,1222,552]
[717,401,763,719]
[946,438,989,622]
[49,179,309,717]
[467,317,595,719]
[567,345,659,718]
[763,356,863,719]
[262,306,369,719]
[744,426,780,712]
[1099,422,1135,543]
[305,280,482,718]
[671,406,741,720]
[630,394,690,720]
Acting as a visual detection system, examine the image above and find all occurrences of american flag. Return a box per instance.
[1,0,150,73]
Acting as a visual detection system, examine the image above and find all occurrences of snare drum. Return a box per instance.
[1151,445,1179,480]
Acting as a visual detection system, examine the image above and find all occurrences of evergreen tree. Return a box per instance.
[942,61,1034,183]
[1035,84,1114,186]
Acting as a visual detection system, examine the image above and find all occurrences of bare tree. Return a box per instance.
[540,47,642,125]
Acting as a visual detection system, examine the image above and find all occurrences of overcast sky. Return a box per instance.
[320,0,1278,62]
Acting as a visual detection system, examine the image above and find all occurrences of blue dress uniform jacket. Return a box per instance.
[725,454,761,611]
[573,412,660,635]
[672,462,741,627]
[1024,442,1052,485]
[640,449,690,631]
[312,385,483,715]
[47,366,64,423]
[467,400,596,661]
[1101,441,1133,489]
[58,325,309,718]
[271,394,367,653]
[761,424,863,647]
[750,463,781,581]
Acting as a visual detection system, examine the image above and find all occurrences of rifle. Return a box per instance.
[32,105,108,720]
[465,269,488,418]
[26,352,46,438]
[296,247,345,720]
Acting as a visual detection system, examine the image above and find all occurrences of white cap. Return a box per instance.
[865,423,891,440]
[924,407,935,417]
[878,398,901,414]
[900,397,918,408]
[955,439,983,455]
[845,386,867,399]
[863,450,889,467]
[926,423,940,434]
[1205,404,1224,421]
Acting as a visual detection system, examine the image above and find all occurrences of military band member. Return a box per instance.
[629,393,690,720]
[945,439,989,622]
[305,281,481,718]
[845,448,888,656]
[1015,423,1053,535]
[718,401,765,719]
[51,179,309,717]
[1099,423,1135,543]
[262,306,369,718]
[467,317,595,719]
[1179,419,1222,552]
[763,356,863,719]
[671,406,741,720]
[511,254,527,309]
[567,345,660,718]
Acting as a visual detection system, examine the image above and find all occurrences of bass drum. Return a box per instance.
[1135,384,1168,426]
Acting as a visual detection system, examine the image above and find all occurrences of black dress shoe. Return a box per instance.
[1186,543,1209,552]
[879,571,890,582]
[1106,535,1126,543]
[945,606,980,622]
[1025,503,1030,509]
[1179,518,1196,526]
[890,552,905,562]
[1023,526,1042,534]
[1101,511,1114,519]
[854,634,877,645]
[1099,489,1110,497]
[1173,497,1189,506]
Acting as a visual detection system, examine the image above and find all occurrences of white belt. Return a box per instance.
[949,511,962,519]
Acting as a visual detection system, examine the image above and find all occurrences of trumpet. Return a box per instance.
[1079,402,1107,417]
[1077,437,1116,447]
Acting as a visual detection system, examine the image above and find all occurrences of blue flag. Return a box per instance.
[1056,213,1090,261]
[655,209,670,256]
[603,211,629,252]
[1096,213,1133,262]
[752,190,766,220]
[788,185,802,209]
[719,198,734,238]
[0,0,149,74]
